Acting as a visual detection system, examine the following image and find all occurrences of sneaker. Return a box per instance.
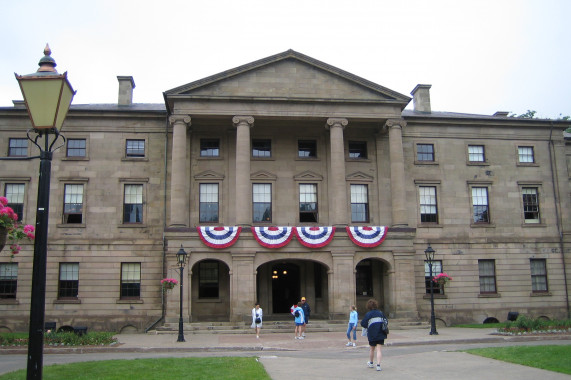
[376,365,382,371]
[345,342,352,346]
[299,336,304,339]
[302,333,306,337]
[295,336,299,339]
[352,342,356,347]
[367,362,374,368]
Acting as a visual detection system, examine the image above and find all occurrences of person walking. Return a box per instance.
[360,299,387,371]
[291,302,305,339]
[345,305,358,347]
[251,302,263,338]
[300,297,311,337]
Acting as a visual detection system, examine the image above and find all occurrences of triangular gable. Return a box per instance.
[294,170,324,181]
[194,170,225,180]
[165,50,410,106]
[251,170,278,181]
[346,171,374,182]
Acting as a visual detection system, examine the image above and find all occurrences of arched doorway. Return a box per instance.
[270,262,300,313]
[355,258,389,314]
[190,259,230,321]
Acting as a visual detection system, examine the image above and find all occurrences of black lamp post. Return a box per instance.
[424,244,438,335]
[176,245,188,342]
[15,44,75,380]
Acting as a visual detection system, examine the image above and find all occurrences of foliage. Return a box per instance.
[0,196,35,258]
[0,331,117,347]
[0,357,271,380]
[432,273,452,285]
[466,345,571,375]
[508,110,571,120]
[161,278,178,291]
[499,316,571,334]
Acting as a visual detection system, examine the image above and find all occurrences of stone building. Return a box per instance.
[0,50,569,333]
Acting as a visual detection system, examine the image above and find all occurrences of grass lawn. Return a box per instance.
[465,345,571,375]
[0,357,271,380]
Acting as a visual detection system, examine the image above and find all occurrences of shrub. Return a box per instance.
[1,331,117,347]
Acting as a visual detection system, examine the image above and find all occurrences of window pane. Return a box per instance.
[67,139,86,157]
[530,259,548,292]
[299,184,318,222]
[5,184,25,222]
[417,144,434,161]
[200,184,219,222]
[0,263,18,299]
[64,184,84,224]
[522,187,540,223]
[253,184,271,222]
[468,145,484,162]
[121,263,141,298]
[349,141,367,159]
[419,186,438,223]
[126,140,145,157]
[298,140,317,158]
[472,187,489,223]
[478,260,496,293]
[200,139,220,157]
[9,138,27,157]
[424,260,443,294]
[59,263,79,298]
[124,185,143,223]
[350,184,368,222]
[518,146,534,163]
[252,139,271,157]
[199,261,219,298]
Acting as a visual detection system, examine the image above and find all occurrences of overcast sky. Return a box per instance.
[1,0,569,118]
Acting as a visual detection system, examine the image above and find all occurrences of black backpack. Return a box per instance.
[294,310,300,317]
[381,316,389,335]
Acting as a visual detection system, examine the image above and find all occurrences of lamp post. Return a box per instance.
[15,44,75,380]
[424,244,438,335]
[176,245,188,342]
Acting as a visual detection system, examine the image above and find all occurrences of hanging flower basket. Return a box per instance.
[433,273,453,286]
[161,278,178,291]
[0,197,35,258]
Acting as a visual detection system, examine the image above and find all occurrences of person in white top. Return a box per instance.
[251,303,263,338]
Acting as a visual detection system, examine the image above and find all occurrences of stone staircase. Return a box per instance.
[152,318,429,335]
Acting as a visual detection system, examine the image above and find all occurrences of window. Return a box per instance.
[199,183,219,223]
[200,139,220,157]
[121,263,141,299]
[468,145,485,162]
[298,140,317,158]
[67,139,86,158]
[0,263,18,299]
[8,138,27,157]
[299,183,318,222]
[199,260,219,298]
[123,184,143,224]
[522,187,540,223]
[58,263,79,299]
[126,139,145,158]
[472,187,489,223]
[356,260,373,296]
[417,144,434,161]
[253,184,271,223]
[5,184,24,222]
[348,141,367,159]
[252,139,271,158]
[425,260,443,294]
[63,184,84,224]
[518,146,534,163]
[350,184,369,222]
[419,186,438,223]
[530,259,548,293]
[478,259,497,294]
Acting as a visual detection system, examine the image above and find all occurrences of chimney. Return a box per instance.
[411,84,432,113]
[117,76,135,106]
[493,111,509,117]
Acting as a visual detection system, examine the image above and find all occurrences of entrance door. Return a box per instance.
[271,263,300,313]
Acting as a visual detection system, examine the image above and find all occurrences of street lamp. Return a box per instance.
[15,44,75,380]
[176,245,188,342]
[424,244,438,335]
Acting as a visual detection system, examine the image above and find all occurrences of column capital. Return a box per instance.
[384,118,407,131]
[232,115,254,128]
[169,114,191,126]
[325,117,348,130]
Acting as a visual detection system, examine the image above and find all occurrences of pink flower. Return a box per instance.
[10,244,21,255]
[0,197,7,206]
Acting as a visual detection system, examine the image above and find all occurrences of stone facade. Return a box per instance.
[0,50,569,333]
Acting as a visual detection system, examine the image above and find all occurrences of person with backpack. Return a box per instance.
[251,302,263,339]
[360,298,388,371]
[291,302,305,339]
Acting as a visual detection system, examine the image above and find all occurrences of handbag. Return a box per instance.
[255,317,261,324]
[361,328,367,337]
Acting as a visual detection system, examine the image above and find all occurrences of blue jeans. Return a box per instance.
[347,323,357,340]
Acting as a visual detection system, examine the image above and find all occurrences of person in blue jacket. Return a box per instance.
[360,299,387,371]
[345,305,358,347]
[291,302,305,339]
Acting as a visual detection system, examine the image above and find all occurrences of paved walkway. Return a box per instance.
[2,328,570,379]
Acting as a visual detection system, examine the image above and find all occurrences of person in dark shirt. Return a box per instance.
[360,298,387,371]
[300,297,311,337]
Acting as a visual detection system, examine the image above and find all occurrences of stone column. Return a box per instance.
[169,115,191,227]
[386,119,408,227]
[329,251,355,319]
[233,116,254,226]
[326,118,348,226]
[230,253,255,322]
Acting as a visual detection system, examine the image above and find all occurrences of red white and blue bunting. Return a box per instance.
[252,226,294,248]
[198,226,242,249]
[294,226,336,248]
[346,226,388,248]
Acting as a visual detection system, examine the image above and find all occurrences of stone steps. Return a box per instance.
[152,318,429,335]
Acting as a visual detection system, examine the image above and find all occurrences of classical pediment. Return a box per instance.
[346,171,374,182]
[165,50,410,106]
[250,170,277,181]
[294,170,324,181]
[194,170,225,180]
